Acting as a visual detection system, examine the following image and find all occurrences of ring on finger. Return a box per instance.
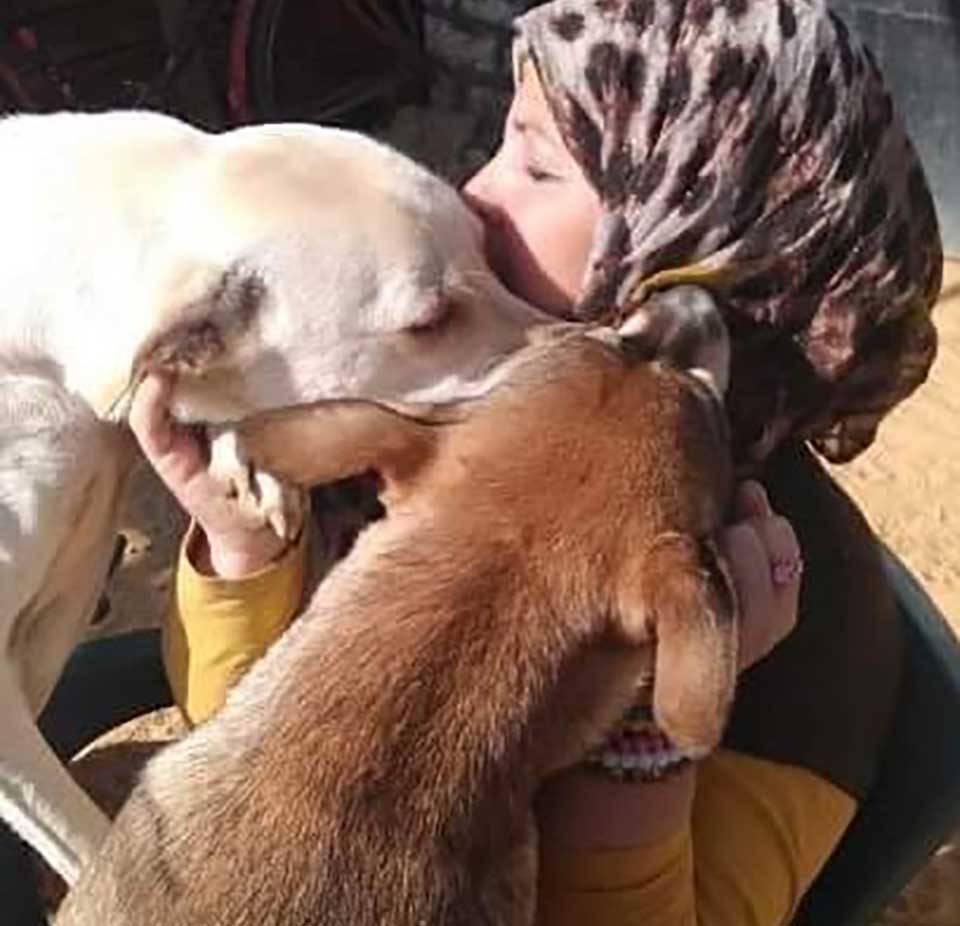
[771,555,804,587]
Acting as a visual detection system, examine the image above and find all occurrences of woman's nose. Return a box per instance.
[460,163,502,227]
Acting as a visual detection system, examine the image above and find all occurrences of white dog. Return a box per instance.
[0,110,548,886]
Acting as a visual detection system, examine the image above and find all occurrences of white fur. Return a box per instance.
[0,110,547,885]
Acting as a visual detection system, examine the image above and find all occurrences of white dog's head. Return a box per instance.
[128,124,549,423]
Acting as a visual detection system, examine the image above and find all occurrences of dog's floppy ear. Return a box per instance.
[233,399,461,496]
[617,286,730,397]
[616,532,738,756]
[130,265,265,382]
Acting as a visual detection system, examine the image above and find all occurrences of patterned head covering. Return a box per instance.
[514,0,942,465]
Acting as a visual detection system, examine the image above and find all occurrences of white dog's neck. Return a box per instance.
[0,292,149,419]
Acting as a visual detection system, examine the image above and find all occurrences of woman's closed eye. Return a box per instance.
[526,163,559,183]
[506,115,568,182]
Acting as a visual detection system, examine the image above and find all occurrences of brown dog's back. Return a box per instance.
[58,329,734,926]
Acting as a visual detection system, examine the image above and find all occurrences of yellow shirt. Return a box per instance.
[164,524,855,926]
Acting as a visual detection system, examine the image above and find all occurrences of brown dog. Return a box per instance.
[57,312,735,926]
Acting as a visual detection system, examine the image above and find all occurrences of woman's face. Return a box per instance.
[461,66,602,318]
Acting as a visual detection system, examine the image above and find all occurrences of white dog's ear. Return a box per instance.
[617,286,730,397]
[232,399,462,499]
[130,265,266,382]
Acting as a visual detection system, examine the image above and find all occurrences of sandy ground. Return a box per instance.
[51,263,960,923]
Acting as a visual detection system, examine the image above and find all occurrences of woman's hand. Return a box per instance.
[720,480,802,671]
[129,374,291,578]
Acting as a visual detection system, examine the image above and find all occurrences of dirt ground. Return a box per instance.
[58,263,960,924]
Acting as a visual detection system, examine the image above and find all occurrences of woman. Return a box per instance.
[130,0,942,922]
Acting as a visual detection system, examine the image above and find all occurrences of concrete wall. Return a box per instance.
[832,0,960,253]
[381,1,526,182]
[402,0,959,253]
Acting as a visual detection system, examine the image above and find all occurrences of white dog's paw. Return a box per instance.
[208,426,305,542]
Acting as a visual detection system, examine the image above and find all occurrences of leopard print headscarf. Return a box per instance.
[514,0,943,465]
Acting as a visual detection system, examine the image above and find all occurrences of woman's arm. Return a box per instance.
[163,521,309,724]
[532,484,804,925]
[130,375,309,723]
[535,483,804,926]
[535,481,801,849]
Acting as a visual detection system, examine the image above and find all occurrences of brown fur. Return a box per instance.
[57,330,734,926]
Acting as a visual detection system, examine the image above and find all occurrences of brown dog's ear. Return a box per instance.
[617,286,730,397]
[617,532,738,756]
[233,399,456,495]
[130,265,265,382]
[525,321,585,346]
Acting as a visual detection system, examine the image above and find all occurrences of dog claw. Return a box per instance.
[208,426,304,541]
[256,468,303,542]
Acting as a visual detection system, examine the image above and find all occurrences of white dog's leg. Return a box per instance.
[0,672,111,885]
[208,426,305,542]
[0,371,126,884]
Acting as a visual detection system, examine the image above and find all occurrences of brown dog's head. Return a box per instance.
[230,290,738,758]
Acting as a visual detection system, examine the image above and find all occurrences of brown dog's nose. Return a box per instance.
[617,286,730,397]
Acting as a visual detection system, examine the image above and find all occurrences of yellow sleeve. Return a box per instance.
[162,522,309,726]
[537,827,696,926]
[691,750,857,926]
[535,750,856,926]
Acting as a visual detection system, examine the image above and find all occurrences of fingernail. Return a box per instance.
[741,481,771,515]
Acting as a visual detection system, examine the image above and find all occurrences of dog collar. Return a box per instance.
[583,698,694,783]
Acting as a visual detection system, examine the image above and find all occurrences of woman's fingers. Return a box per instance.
[721,521,771,614]
[720,488,802,671]
[129,373,175,459]
[129,374,208,492]
[759,514,803,592]
[734,479,772,520]
[128,375,290,574]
